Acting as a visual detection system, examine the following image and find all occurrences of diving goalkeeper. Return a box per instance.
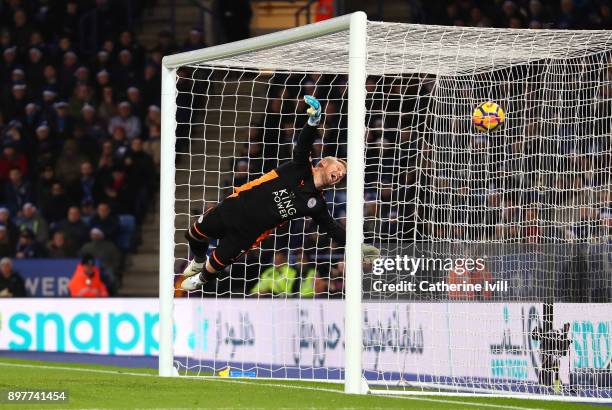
[181,96,377,291]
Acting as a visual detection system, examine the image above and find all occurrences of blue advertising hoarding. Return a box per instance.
[12,259,79,297]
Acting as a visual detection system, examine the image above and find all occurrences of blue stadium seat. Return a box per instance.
[118,214,136,251]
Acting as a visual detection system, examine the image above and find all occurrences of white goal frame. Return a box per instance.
[158,11,368,395]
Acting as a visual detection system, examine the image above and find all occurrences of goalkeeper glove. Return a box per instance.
[304,95,321,126]
[362,244,380,264]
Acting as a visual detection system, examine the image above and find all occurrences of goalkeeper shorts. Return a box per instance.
[191,198,265,270]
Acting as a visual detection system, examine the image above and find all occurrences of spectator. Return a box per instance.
[593,3,612,29]
[219,1,252,42]
[144,104,161,132]
[27,48,45,95]
[55,139,87,186]
[96,86,116,124]
[3,121,27,153]
[89,202,119,240]
[0,47,18,82]
[118,31,144,67]
[56,206,89,252]
[78,227,121,287]
[557,0,577,29]
[80,198,96,222]
[249,251,297,296]
[100,164,134,213]
[182,28,206,52]
[0,143,28,181]
[41,66,59,101]
[124,138,155,213]
[141,65,160,107]
[110,125,129,158]
[152,29,177,56]
[126,86,145,119]
[15,203,49,244]
[233,160,249,187]
[59,52,78,97]
[328,261,345,297]
[108,101,141,139]
[23,102,42,139]
[11,9,32,52]
[71,160,101,205]
[35,164,55,205]
[15,228,47,259]
[0,226,14,257]
[293,250,325,297]
[74,66,90,87]
[94,69,111,95]
[50,100,74,139]
[528,0,549,25]
[68,83,93,117]
[79,103,107,143]
[0,257,26,297]
[4,167,33,215]
[32,123,58,167]
[68,254,108,297]
[40,182,70,225]
[47,230,75,257]
[59,1,80,41]
[0,207,18,250]
[73,125,100,163]
[143,123,161,166]
[113,49,138,90]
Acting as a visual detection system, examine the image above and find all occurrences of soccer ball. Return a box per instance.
[472,101,505,132]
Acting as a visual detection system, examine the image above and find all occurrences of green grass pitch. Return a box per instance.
[0,358,602,409]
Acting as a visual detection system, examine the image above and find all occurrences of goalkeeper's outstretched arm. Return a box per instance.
[292,95,322,165]
[312,208,346,246]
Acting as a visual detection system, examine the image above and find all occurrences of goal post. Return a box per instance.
[159,11,368,380]
[344,11,367,395]
[159,12,612,402]
[159,63,177,377]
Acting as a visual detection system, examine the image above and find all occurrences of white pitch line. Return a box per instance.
[205,378,544,410]
[0,361,158,378]
[0,361,543,410]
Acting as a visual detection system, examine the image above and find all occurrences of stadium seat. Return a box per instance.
[118,214,136,251]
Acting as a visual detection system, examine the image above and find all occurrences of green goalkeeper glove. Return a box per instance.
[304,95,321,126]
[362,244,380,263]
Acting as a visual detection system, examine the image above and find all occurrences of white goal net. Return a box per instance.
[161,16,612,401]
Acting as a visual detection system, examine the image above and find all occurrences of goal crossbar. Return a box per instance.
[161,13,356,69]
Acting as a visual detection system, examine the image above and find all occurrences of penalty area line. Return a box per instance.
[0,361,542,410]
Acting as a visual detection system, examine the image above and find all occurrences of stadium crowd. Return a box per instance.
[0,0,202,295]
[419,0,612,30]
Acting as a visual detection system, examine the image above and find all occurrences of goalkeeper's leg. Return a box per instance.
[182,206,225,279]
[181,227,255,291]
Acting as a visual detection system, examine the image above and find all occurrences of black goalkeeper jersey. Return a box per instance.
[222,124,346,245]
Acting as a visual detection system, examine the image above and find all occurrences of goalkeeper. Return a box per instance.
[182,96,377,291]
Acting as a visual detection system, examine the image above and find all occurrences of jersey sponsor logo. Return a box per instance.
[272,189,296,219]
[307,198,317,208]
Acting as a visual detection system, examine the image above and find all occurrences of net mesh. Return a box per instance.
[171,22,612,398]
